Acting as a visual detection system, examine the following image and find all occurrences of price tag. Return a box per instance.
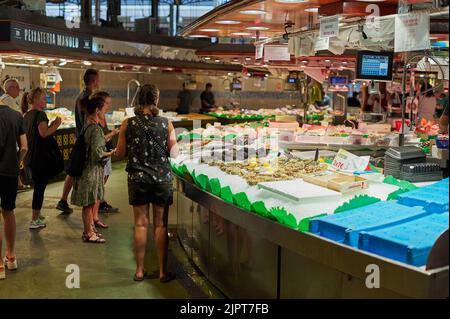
[332,149,370,172]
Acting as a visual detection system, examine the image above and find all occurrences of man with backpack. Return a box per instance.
[56,69,99,214]
[0,101,28,279]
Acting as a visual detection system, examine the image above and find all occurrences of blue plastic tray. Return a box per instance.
[397,180,449,214]
[310,202,428,247]
[359,213,449,266]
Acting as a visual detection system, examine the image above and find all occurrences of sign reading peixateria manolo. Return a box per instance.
[4,22,92,52]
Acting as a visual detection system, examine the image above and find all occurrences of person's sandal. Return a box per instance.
[82,233,106,244]
[94,220,109,229]
[160,272,176,283]
[133,270,148,282]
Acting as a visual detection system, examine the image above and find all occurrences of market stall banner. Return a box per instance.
[394,12,430,53]
[8,23,92,52]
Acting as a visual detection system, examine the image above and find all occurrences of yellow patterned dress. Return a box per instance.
[71,124,106,207]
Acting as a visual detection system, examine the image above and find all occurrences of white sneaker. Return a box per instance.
[0,267,5,280]
[29,219,46,229]
[3,256,17,271]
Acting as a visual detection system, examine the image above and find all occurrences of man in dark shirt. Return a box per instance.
[0,104,28,277]
[75,69,100,137]
[176,83,193,115]
[200,83,216,114]
[347,91,361,108]
[57,69,100,214]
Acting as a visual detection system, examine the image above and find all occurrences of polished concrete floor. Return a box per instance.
[0,162,222,299]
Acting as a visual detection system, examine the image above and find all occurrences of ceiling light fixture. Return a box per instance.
[216,20,241,25]
[38,59,47,65]
[304,7,319,13]
[232,32,252,36]
[189,34,209,38]
[240,9,267,15]
[246,26,269,31]
[83,60,92,66]
[58,59,67,66]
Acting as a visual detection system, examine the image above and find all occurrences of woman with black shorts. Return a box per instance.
[116,84,178,282]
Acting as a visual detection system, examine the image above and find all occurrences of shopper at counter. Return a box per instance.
[57,69,100,214]
[418,83,437,122]
[91,91,120,220]
[116,84,179,282]
[176,83,194,115]
[347,92,361,108]
[2,78,30,192]
[71,97,115,244]
[0,78,20,112]
[22,88,64,229]
[0,102,28,278]
[200,83,216,114]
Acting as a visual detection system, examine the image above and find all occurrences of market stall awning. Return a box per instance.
[0,5,251,72]
[181,0,433,39]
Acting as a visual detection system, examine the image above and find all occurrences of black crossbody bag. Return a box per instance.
[134,116,170,158]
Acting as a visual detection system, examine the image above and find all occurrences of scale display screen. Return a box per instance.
[356,51,393,81]
[329,76,348,86]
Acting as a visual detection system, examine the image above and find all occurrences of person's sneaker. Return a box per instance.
[99,202,119,214]
[38,215,45,221]
[56,200,73,214]
[3,256,18,270]
[0,266,5,280]
[29,219,46,229]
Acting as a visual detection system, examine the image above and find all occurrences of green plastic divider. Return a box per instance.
[251,201,269,218]
[220,186,234,204]
[383,176,418,191]
[298,213,327,232]
[233,192,252,212]
[196,174,211,192]
[269,207,298,230]
[334,195,381,214]
[387,188,411,201]
[209,178,221,196]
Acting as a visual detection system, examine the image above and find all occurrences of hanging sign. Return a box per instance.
[9,23,92,52]
[314,36,330,51]
[255,44,264,60]
[264,45,291,62]
[394,12,430,53]
[320,15,340,38]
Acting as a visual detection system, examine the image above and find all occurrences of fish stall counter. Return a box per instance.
[171,130,448,299]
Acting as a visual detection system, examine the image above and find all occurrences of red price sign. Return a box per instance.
[332,159,345,170]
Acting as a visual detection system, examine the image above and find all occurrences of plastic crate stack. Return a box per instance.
[310,179,449,267]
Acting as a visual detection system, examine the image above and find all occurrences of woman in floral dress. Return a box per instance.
[71,96,115,243]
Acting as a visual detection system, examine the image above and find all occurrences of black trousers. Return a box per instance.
[32,176,48,210]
